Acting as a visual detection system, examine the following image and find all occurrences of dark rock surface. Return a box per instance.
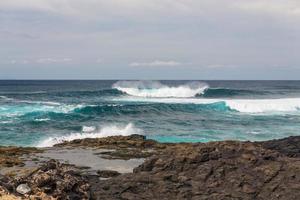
[1,159,90,199]
[259,136,300,158]
[0,147,42,168]
[97,170,121,178]
[91,140,300,200]
[1,135,300,200]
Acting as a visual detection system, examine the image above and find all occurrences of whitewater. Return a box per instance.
[112,80,300,113]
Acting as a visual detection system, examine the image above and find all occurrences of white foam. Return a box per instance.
[37,123,142,147]
[35,118,50,122]
[225,98,300,113]
[0,104,83,117]
[114,97,300,113]
[18,100,61,106]
[0,96,14,101]
[113,81,208,98]
[82,126,96,132]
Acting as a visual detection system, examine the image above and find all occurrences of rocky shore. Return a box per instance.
[0,135,300,199]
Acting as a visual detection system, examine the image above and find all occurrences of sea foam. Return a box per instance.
[37,123,142,147]
[115,97,300,113]
[113,81,208,98]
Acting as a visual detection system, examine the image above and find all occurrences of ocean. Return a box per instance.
[0,80,300,147]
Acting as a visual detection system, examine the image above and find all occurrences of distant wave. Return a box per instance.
[73,102,230,116]
[0,91,47,95]
[113,81,209,98]
[199,88,267,98]
[36,123,142,147]
[3,98,300,120]
[0,95,61,106]
[115,97,300,113]
[51,89,123,97]
[0,103,83,118]
[0,95,15,101]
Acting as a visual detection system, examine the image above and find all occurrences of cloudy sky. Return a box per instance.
[0,0,299,79]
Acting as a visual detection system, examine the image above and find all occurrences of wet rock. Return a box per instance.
[16,183,31,195]
[97,170,121,178]
[0,147,43,168]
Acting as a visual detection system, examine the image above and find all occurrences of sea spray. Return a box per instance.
[37,123,142,147]
[113,81,209,98]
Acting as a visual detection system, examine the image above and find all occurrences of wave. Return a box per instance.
[37,123,142,147]
[199,88,267,98]
[0,91,47,95]
[0,95,61,106]
[82,126,96,132]
[34,118,50,122]
[0,95,15,101]
[112,81,208,98]
[51,89,123,97]
[0,103,83,117]
[115,97,300,113]
[74,102,230,116]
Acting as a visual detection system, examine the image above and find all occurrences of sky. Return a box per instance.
[0,0,299,80]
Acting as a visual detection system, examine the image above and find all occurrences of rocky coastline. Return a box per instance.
[0,135,300,199]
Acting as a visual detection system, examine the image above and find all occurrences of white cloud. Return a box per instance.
[36,58,72,64]
[1,58,72,65]
[130,60,182,67]
[2,59,30,65]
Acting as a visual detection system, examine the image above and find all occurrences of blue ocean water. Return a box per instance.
[1,80,300,147]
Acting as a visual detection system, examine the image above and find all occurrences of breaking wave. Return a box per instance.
[115,97,300,113]
[36,123,142,147]
[113,81,209,98]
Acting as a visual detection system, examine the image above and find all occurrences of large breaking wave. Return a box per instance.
[113,81,208,98]
[112,81,270,98]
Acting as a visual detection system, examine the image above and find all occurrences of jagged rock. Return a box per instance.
[91,140,300,200]
[25,160,90,199]
[1,135,300,200]
[0,160,90,199]
[16,183,31,195]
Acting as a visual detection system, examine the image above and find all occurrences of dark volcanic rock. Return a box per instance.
[259,136,300,158]
[56,134,166,160]
[97,170,121,178]
[91,140,300,200]
[0,146,42,168]
[1,159,90,199]
[1,135,300,200]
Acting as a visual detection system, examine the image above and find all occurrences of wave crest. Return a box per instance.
[115,97,300,113]
[36,123,142,147]
[112,81,208,98]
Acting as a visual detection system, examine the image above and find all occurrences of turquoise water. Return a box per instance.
[1,80,300,147]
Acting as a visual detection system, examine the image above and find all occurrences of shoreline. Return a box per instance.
[1,135,300,199]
